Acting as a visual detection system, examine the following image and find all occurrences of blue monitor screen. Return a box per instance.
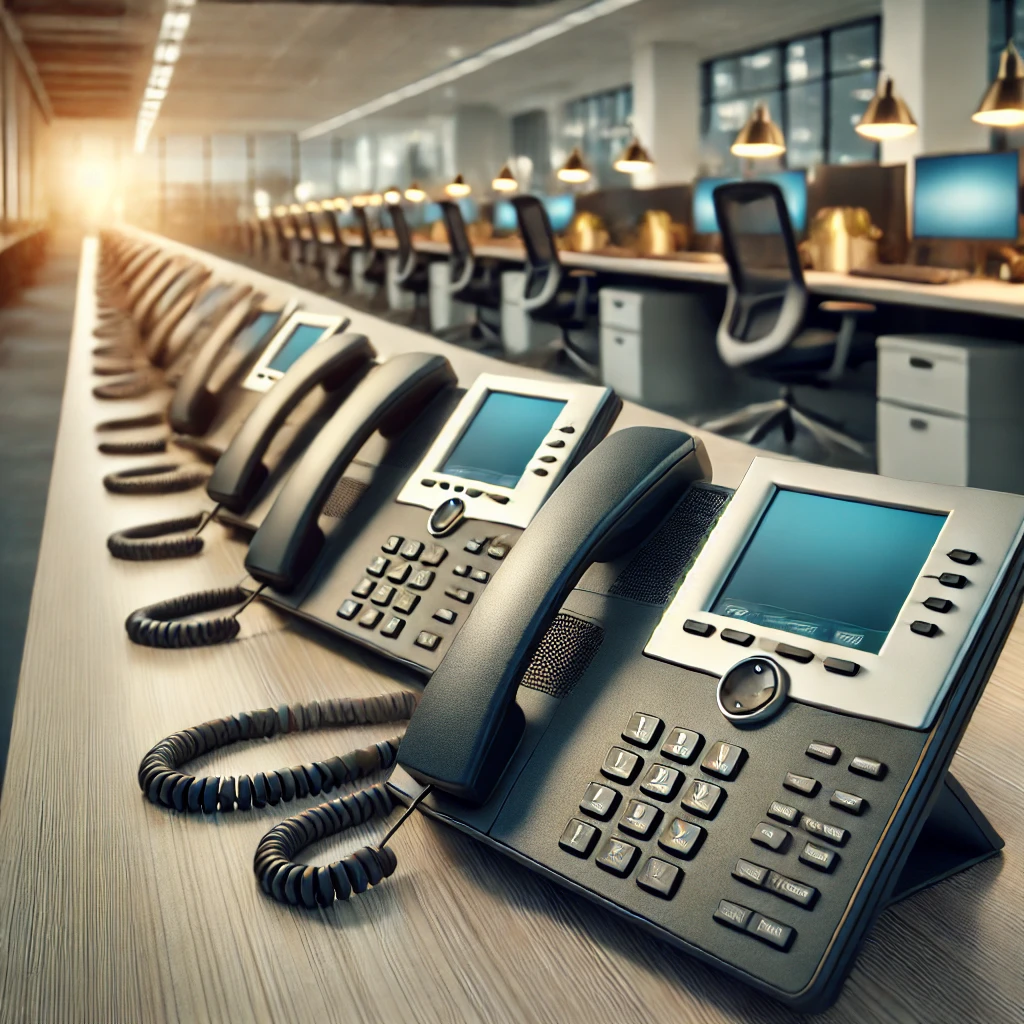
[693,170,808,234]
[441,391,566,489]
[493,200,517,233]
[544,194,576,233]
[232,310,280,358]
[913,151,1020,240]
[710,490,946,654]
[424,202,444,225]
[267,323,327,373]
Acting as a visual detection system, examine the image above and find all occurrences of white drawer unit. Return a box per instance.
[598,287,730,414]
[877,334,1024,419]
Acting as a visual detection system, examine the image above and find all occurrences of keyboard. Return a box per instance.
[848,263,970,285]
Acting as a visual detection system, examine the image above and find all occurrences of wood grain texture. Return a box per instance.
[0,235,1021,1024]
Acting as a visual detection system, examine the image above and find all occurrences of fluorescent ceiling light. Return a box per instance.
[299,0,645,140]
[160,11,191,41]
[154,42,181,64]
[145,86,167,101]
[150,65,173,88]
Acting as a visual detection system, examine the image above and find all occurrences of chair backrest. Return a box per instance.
[352,205,374,250]
[439,200,475,292]
[388,204,417,280]
[297,212,314,242]
[712,180,809,369]
[511,194,562,312]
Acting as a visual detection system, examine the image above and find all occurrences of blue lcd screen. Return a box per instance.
[232,310,279,358]
[544,194,576,232]
[267,323,326,373]
[693,170,808,234]
[441,392,566,488]
[710,490,946,654]
[913,151,1020,241]
[493,200,518,233]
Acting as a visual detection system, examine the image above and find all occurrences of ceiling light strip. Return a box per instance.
[298,0,644,141]
[134,0,195,154]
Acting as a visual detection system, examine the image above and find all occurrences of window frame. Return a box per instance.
[699,16,882,170]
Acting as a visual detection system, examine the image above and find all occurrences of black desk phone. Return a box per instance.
[387,451,1024,1011]
[243,370,621,672]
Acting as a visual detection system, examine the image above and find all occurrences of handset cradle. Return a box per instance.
[206,332,374,513]
[245,353,457,592]
[398,426,710,805]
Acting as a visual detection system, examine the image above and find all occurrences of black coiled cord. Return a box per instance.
[96,411,167,431]
[98,437,168,456]
[108,511,206,560]
[93,361,142,377]
[125,585,246,647]
[103,462,210,494]
[93,374,161,401]
[137,692,419,908]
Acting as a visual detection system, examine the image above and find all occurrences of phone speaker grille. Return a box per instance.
[521,614,604,700]
[322,477,367,519]
[609,484,730,605]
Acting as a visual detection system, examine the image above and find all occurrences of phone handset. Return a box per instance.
[206,333,375,513]
[398,426,711,805]
[245,353,457,593]
[168,295,266,435]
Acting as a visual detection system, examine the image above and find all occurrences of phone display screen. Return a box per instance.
[232,310,279,358]
[709,490,946,654]
[267,323,327,373]
[441,392,565,489]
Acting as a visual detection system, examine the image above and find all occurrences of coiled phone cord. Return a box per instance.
[108,511,207,561]
[98,437,168,456]
[96,411,167,432]
[137,691,422,908]
[103,461,211,495]
[93,374,161,401]
[125,584,249,646]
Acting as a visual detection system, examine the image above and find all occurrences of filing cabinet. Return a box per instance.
[877,334,1024,492]
[599,287,731,415]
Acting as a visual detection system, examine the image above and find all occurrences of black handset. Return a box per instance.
[398,426,709,804]
[206,332,375,513]
[169,297,272,435]
[159,281,253,373]
[245,353,457,592]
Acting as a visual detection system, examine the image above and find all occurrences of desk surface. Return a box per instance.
[343,229,1024,321]
[1,234,1022,1024]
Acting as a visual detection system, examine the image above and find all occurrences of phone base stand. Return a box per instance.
[888,773,1004,905]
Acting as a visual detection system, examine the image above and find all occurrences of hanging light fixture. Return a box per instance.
[404,182,427,202]
[383,185,402,205]
[974,40,1024,127]
[304,201,321,213]
[491,162,518,192]
[855,76,918,140]
[614,136,654,174]
[333,197,351,212]
[351,195,369,207]
[557,146,591,184]
[288,203,303,215]
[320,199,335,211]
[446,174,471,197]
[731,103,786,158]
[367,193,384,207]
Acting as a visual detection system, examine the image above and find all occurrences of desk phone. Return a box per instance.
[390,449,1023,1011]
[245,371,621,672]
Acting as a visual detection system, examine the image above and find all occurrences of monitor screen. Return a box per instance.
[693,170,808,234]
[493,200,517,233]
[544,194,576,233]
[424,202,444,226]
[709,490,946,654]
[913,151,1020,241]
[231,310,280,359]
[441,391,566,489]
[266,323,327,374]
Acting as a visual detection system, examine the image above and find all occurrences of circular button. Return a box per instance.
[716,657,788,724]
[427,497,465,537]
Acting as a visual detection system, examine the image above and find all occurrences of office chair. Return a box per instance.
[435,199,502,348]
[387,203,430,325]
[314,207,352,293]
[511,194,600,379]
[295,211,321,283]
[352,206,387,306]
[701,181,875,458]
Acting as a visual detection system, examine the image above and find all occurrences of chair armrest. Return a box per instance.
[819,300,875,315]
[568,268,597,278]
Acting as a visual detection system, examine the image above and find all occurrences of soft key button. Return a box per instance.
[765,871,818,908]
[752,821,790,853]
[427,498,465,537]
[806,742,839,764]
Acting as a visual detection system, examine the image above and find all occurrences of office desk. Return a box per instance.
[1,233,1022,1024]
[351,231,1024,322]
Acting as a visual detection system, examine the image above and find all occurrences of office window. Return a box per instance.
[700,18,880,174]
[562,85,633,189]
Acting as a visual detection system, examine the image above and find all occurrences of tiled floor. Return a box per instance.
[0,237,78,790]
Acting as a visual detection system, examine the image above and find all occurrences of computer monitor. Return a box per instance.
[693,170,808,234]
[543,194,575,233]
[913,151,1020,241]
[493,200,518,233]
